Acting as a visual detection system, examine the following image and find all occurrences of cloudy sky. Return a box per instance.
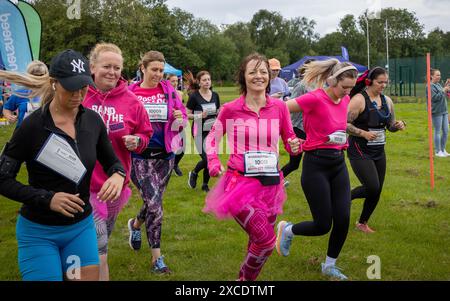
[165,0,449,36]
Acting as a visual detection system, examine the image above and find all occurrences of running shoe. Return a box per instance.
[276,221,294,256]
[127,218,142,250]
[173,165,183,176]
[201,183,210,192]
[356,222,375,233]
[321,263,348,280]
[188,171,198,189]
[152,256,171,274]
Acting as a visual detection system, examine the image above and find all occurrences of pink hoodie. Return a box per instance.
[83,78,153,192]
[206,95,298,174]
[129,80,187,153]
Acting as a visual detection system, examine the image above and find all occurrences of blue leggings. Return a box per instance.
[16,214,99,281]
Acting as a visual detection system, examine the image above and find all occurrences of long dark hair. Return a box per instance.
[183,70,210,96]
[350,66,387,98]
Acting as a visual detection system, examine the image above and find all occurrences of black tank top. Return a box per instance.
[347,90,391,160]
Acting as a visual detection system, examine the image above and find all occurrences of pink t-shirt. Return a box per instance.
[132,85,166,148]
[296,89,349,151]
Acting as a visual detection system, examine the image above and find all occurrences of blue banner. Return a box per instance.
[341,46,349,61]
[0,0,32,72]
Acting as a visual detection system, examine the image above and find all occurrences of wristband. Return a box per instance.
[115,170,126,178]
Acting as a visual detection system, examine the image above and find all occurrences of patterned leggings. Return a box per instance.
[92,188,131,255]
[234,204,277,281]
[131,157,174,249]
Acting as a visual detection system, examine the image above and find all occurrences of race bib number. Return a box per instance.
[203,118,216,132]
[144,103,168,122]
[201,103,217,116]
[35,134,86,185]
[367,129,386,146]
[327,130,347,145]
[244,151,279,177]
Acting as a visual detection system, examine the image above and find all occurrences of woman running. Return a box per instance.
[204,53,300,281]
[347,66,406,233]
[278,59,358,280]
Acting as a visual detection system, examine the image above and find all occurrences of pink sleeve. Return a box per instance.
[295,92,315,114]
[205,105,228,172]
[280,102,300,155]
[133,101,153,154]
[170,86,188,132]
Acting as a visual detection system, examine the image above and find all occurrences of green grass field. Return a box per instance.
[0,87,449,280]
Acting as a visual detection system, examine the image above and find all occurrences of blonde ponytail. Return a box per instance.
[0,70,54,106]
[302,59,357,88]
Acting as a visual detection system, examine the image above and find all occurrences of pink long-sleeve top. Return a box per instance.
[206,95,297,173]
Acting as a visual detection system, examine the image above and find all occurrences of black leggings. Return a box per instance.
[175,152,184,166]
[174,130,186,166]
[292,150,351,259]
[281,127,306,178]
[193,132,210,185]
[349,154,386,224]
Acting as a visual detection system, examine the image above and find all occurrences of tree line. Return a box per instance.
[33,0,450,81]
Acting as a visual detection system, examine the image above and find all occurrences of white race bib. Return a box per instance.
[244,151,279,177]
[367,129,386,146]
[327,130,347,145]
[203,118,216,132]
[144,103,168,122]
[201,103,217,116]
[35,134,87,185]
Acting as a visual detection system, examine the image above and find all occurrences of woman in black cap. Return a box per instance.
[0,49,125,281]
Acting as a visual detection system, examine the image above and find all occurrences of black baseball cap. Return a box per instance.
[49,49,94,91]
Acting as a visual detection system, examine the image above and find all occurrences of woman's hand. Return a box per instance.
[50,192,85,218]
[287,137,301,154]
[172,109,183,120]
[210,164,225,177]
[363,130,378,141]
[4,110,17,123]
[122,135,140,152]
[98,173,125,202]
[394,120,406,130]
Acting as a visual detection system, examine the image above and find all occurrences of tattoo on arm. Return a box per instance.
[346,110,364,137]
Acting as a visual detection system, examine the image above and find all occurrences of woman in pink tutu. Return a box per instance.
[203,53,301,281]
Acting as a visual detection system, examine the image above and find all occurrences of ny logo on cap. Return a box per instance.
[71,59,85,74]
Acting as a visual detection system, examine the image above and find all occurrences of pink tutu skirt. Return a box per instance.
[203,170,287,219]
[90,186,132,220]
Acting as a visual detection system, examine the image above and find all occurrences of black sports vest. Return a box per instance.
[347,90,391,160]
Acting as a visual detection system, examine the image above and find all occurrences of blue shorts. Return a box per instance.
[16,214,99,281]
